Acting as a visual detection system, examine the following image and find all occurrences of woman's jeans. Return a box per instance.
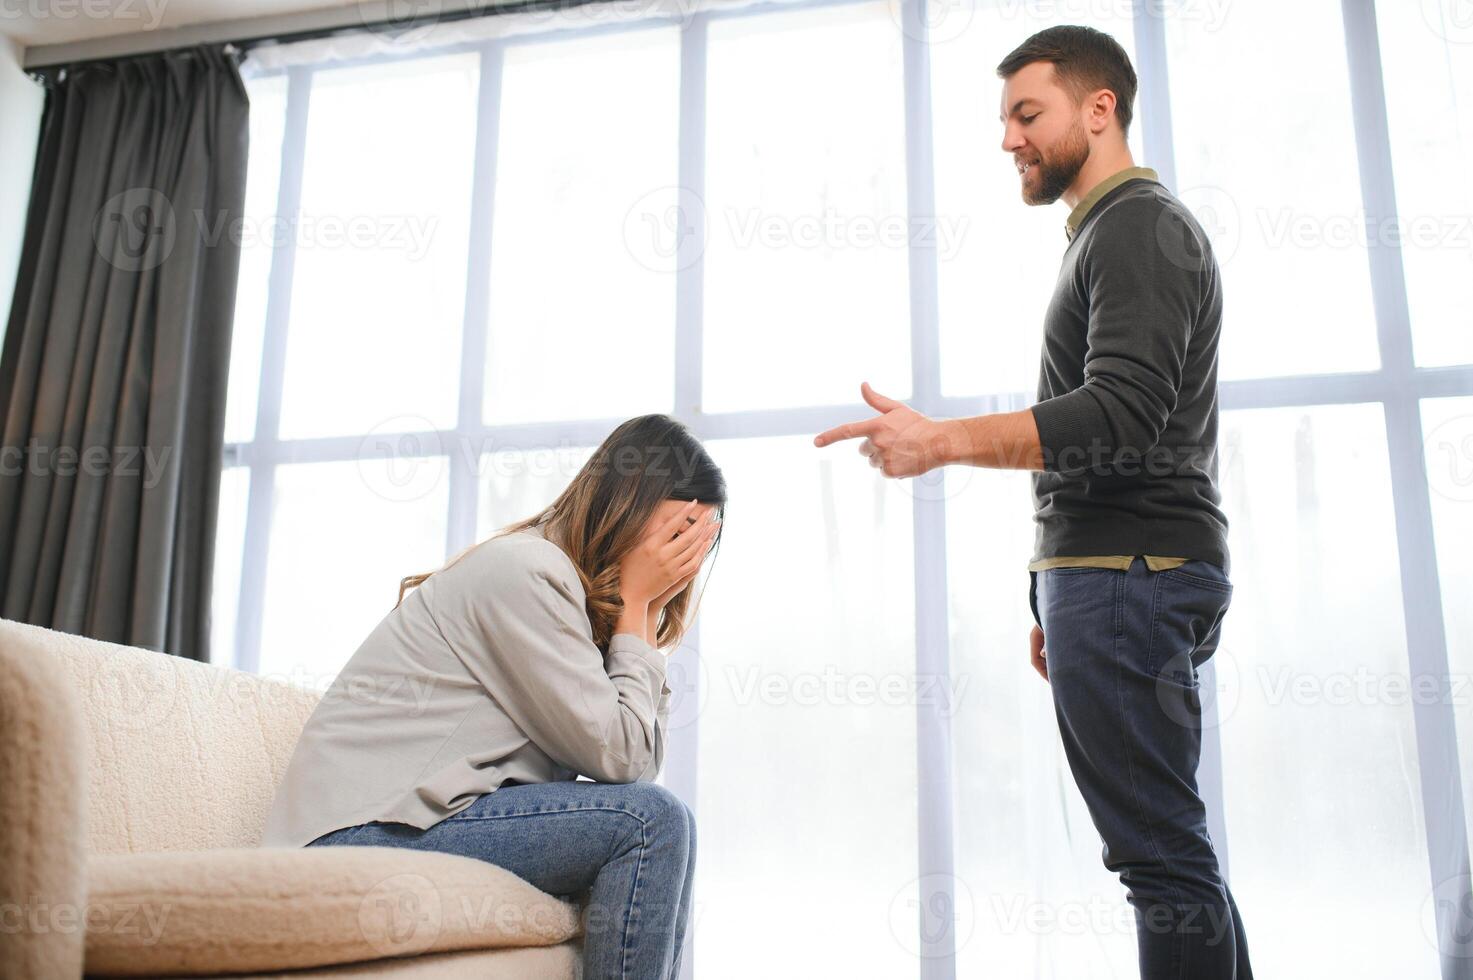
[308,779,696,980]
[1030,557,1254,980]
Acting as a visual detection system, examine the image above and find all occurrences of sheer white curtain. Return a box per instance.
[216,1,1473,977]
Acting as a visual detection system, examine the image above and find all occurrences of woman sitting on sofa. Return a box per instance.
[260,413,726,980]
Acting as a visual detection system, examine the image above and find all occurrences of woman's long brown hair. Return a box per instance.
[396,414,727,652]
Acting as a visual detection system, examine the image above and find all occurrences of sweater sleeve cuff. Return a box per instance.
[607,632,667,679]
[1030,390,1107,473]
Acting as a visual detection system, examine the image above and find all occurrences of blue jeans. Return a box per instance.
[308,779,696,980]
[1030,557,1253,980]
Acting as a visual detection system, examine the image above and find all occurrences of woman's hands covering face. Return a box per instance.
[618,500,720,608]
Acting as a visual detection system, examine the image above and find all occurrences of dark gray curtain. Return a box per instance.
[0,46,249,661]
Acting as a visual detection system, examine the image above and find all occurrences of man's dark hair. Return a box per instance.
[996,25,1138,137]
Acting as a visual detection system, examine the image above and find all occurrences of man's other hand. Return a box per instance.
[1030,624,1048,682]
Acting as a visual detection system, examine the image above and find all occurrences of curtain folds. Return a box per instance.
[0,45,249,660]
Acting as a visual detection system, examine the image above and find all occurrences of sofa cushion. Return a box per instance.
[83,846,582,976]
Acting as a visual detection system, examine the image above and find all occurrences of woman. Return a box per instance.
[260,414,726,980]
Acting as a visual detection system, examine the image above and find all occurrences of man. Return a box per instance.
[813,24,1252,980]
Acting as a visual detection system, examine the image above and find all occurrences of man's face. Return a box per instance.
[998,60,1090,206]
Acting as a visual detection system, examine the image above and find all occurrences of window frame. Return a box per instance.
[223,1,1473,975]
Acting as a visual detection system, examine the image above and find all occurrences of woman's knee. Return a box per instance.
[616,783,691,845]
[682,797,696,847]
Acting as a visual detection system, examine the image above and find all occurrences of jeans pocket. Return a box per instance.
[1029,571,1041,629]
[1161,559,1233,595]
[1039,566,1124,641]
[1152,570,1233,676]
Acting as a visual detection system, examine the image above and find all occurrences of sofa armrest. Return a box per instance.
[0,624,88,978]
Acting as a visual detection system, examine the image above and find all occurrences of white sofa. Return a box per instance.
[0,618,584,979]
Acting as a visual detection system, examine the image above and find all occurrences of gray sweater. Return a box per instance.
[260,521,671,849]
[1028,174,1231,574]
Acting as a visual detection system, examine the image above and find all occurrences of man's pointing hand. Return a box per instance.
[813,382,954,479]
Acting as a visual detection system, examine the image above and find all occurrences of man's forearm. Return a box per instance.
[938,409,1046,471]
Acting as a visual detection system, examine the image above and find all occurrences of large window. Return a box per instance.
[218,1,1473,977]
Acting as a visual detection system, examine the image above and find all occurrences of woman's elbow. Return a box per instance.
[580,741,658,784]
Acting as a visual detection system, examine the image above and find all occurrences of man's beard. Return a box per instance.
[1025,120,1089,205]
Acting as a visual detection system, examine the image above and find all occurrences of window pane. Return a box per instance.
[475,445,594,539]
[258,458,449,685]
[932,1,1139,398]
[703,3,911,413]
[485,29,679,425]
[1166,1,1380,381]
[279,53,479,439]
[695,435,918,977]
[946,468,1137,976]
[1420,396,1473,859]
[1376,5,1473,367]
[225,72,288,444]
[1215,404,1436,976]
[209,466,251,667]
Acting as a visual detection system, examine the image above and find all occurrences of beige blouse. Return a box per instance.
[260,521,671,849]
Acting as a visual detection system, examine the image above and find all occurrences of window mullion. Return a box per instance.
[669,17,709,980]
[235,65,312,675]
[1340,3,1470,974]
[447,42,506,556]
[901,0,957,974]
[1131,0,1179,190]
